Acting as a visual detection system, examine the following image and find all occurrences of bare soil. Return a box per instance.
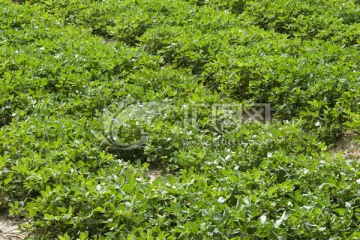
[0,215,26,240]
[148,168,163,183]
[332,132,360,161]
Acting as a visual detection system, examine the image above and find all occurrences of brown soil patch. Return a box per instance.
[148,168,163,183]
[332,132,360,161]
[0,215,26,240]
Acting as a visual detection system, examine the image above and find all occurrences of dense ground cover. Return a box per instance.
[1,0,360,238]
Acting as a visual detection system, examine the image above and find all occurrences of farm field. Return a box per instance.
[1,0,360,239]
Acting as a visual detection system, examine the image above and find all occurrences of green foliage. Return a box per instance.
[185,0,246,14]
[1,0,360,239]
[243,0,360,45]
